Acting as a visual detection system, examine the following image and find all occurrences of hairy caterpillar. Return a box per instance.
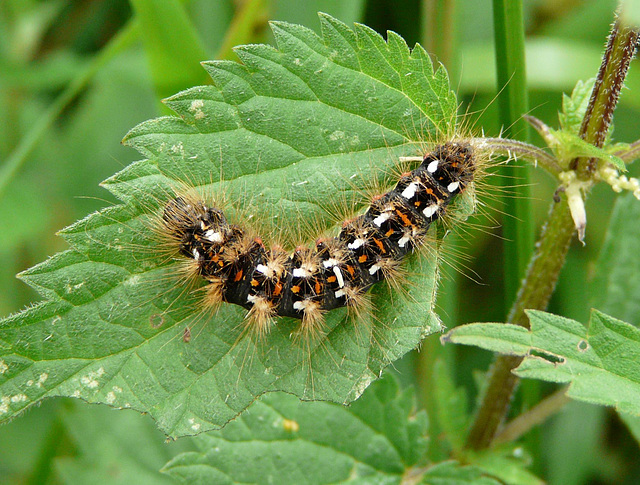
[158,141,477,341]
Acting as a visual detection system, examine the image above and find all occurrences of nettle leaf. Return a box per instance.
[444,310,640,415]
[432,359,469,453]
[468,448,543,485]
[548,129,626,170]
[592,192,640,443]
[0,14,456,437]
[593,192,640,325]
[559,78,594,135]
[419,461,500,485]
[53,403,189,485]
[162,375,488,485]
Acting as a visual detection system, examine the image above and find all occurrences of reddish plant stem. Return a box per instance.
[464,13,639,450]
[574,17,640,178]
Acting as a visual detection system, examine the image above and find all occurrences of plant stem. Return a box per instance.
[478,137,561,175]
[613,138,640,163]
[422,0,457,78]
[465,9,639,450]
[492,0,534,312]
[575,16,640,178]
[465,198,575,449]
[493,387,571,445]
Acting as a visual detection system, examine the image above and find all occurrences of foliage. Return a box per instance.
[1,1,640,484]
[0,13,454,437]
[445,310,640,414]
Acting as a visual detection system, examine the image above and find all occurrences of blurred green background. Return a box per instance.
[1,0,639,484]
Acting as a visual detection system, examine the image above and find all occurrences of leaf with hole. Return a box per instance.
[443,310,640,415]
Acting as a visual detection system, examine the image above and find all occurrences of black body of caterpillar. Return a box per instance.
[162,141,476,332]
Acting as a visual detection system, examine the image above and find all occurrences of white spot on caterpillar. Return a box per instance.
[335,289,345,298]
[204,230,222,243]
[401,182,418,199]
[427,160,439,173]
[322,258,339,268]
[293,266,312,278]
[247,294,258,304]
[293,299,314,311]
[348,238,365,250]
[398,235,410,248]
[193,248,201,260]
[369,264,381,275]
[0,360,7,374]
[373,212,392,227]
[423,204,439,218]
[333,266,345,288]
[447,181,460,193]
[256,264,270,276]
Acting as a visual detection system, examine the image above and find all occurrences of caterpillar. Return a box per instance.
[159,141,477,340]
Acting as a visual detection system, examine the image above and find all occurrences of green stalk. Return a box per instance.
[493,386,571,445]
[418,2,458,459]
[422,0,457,79]
[490,0,538,456]
[492,0,534,312]
[0,19,139,198]
[465,11,639,450]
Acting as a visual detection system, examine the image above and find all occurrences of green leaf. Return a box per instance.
[432,359,469,453]
[592,192,640,445]
[468,447,544,485]
[0,15,456,437]
[162,374,429,484]
[558,78,595,135]
[593,192,640,325]
[548,129,626,170]
[443,310,640,415]
[54,402,191,485]
[619,411,640,446]
[420,461,500,485]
